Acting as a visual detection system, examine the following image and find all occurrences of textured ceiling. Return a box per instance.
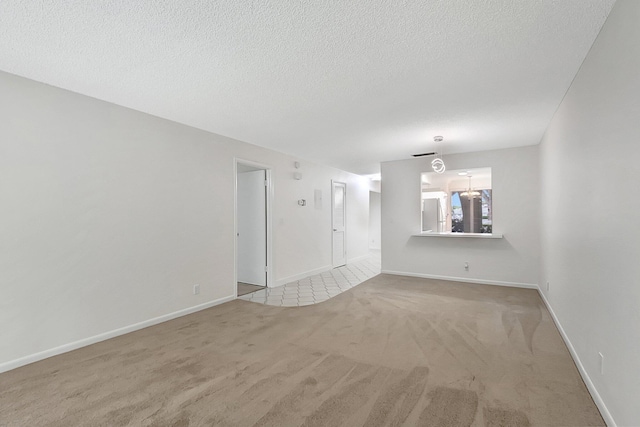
[0,1,615,174]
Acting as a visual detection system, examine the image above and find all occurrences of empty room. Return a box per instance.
[1,1,638,426]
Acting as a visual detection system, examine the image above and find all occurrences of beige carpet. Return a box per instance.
[0,275,603,426]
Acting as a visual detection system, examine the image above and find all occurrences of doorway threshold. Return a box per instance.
[237,282,265,297]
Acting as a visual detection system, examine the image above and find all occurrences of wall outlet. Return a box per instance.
[464,262,469,271]
[193,284,200,295]
[599,352,604,375]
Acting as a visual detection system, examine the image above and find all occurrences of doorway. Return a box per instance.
[236,160,271,297]
[332,181,347,267]
[369,191,381,250]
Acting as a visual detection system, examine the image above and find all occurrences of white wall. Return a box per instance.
[539,1,640,425]
[0,70,370,370]
[381,146,539,287]
[275,161,370,279]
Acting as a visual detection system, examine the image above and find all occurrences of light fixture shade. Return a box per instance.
[461,189,480,198]
[431,158,446,174]
[431,136,445,173]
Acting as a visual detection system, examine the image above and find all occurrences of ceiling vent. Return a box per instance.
[412,152,436,157]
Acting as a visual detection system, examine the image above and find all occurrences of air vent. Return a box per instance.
[412,152,436,158]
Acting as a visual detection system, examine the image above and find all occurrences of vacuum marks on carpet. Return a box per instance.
[0,274,604,426]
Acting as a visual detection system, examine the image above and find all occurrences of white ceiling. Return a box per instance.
[0,1,615,175]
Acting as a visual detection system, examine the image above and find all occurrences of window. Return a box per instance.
[451,189,492,233]
[421,167,492,234]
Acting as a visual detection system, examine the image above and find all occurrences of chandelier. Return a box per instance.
[461,176,480,199]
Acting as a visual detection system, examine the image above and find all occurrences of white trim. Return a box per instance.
[0,295,235,374]
[537,290,616,427]
[347,253,371,264]
[273,254,371,288]
[380,270,537,289]
[274,264,333,287]
[234,158,274,293]
[412,232,503,239]
[379,270,614,425]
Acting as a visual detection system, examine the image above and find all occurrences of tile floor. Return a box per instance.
[239,252,381,307]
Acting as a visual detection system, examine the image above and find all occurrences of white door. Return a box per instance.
[237,169,266,286]
[332,181,347,267]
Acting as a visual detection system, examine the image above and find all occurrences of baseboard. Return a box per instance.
[537,290,616,427]
[274,265,333,287]
[380,270,614,425]
[274,256,373,288]
[0,294,235,374]
[347,253,371,264]
[380,270,538,289]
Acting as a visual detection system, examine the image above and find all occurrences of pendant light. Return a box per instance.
[431,136,446,174]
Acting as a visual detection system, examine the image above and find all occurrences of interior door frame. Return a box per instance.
[331,180,347,268]
[234,158,273,297]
